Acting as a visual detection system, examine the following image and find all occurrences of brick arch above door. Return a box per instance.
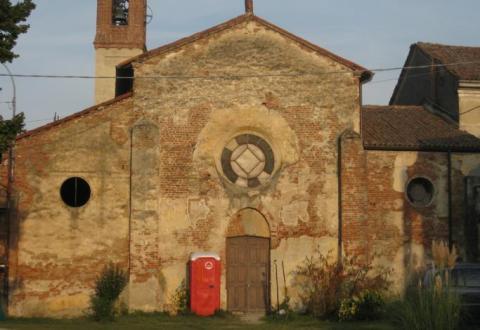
[226,208,270,238]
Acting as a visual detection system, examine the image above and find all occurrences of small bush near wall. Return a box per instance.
[169,279,190,315]
[292,250,391,320]
[338,290,385,321]
[90,263,128,321]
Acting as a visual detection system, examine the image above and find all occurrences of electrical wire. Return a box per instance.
[368,70,436,85]
[2,59,479,133]
[1,60,479,81]
[25,118,54,123]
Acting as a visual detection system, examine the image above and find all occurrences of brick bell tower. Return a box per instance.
[94,0,146,104]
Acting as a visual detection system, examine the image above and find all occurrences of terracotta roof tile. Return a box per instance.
[417,42,480,81]
[362,105,480,152]
[118,14,372,82]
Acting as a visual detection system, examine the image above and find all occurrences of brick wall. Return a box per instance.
[5,96,136,316]
[94,0,146,49]
[341,144,472,291]
[5,18,365,315]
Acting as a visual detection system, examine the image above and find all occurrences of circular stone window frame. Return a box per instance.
[405,176,436,208]
[217,131,280,189]
[59,176,92,208]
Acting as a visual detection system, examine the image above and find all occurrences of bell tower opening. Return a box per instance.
[112,0,130,26]
[94,0,146,104]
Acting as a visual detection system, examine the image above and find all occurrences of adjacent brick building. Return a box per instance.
[1,0,480,317]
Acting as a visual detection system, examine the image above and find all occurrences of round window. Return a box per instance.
[60,177,91,207]
[221,134,275,188]
[406,177,434,207]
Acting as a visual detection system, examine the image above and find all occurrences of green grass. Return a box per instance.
[0,313,396,330]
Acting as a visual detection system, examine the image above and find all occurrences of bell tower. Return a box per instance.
[94,0,146,104]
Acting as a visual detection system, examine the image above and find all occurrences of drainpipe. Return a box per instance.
[337,130,348,264]
[128,129,134,281]
[447,150,453,249]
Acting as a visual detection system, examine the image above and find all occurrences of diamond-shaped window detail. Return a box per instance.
[231,160,249,178]
[248,144,265,162]
[222,134,275,188]
[231,144,248,162]
[235,147,262,174]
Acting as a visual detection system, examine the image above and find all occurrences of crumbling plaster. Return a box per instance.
[9,17,464,317]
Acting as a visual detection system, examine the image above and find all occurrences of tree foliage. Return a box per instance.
[0,1,34,155]
[0,113,24,155]
[0,0,36,63]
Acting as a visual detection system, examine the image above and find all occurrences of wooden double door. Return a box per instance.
[226,236,270,313]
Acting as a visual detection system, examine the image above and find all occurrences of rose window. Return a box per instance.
[221,134,274,188]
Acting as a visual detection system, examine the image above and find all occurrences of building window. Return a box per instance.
[60,177,91,207]
[112,0,129,26]
[221,134,275,188]
[406,177,434,207]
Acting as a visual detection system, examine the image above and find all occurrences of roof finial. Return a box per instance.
[245,0,254,14]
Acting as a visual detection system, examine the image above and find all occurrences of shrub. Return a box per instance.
[292,250,390,319]
[292,252,342,318]
[338,290,385,321]
[170,279,190,315]
[90,263,128,321]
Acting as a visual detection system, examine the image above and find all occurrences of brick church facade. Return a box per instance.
[1,0,480,317]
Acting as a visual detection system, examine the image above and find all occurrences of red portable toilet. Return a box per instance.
[189,252,221,316]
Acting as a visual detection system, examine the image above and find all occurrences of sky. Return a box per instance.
[1,0,480,129]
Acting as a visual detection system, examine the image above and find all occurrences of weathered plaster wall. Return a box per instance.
[342,134,479,293]
[8,19,364,316]
[7,97,136,317]
[130,20,360,311]
[95,48,143,104]
[7,16,478,317]
[459,86,480,137]
[364,150,449,293]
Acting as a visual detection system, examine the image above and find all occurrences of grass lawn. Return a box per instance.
[0,313,396,330]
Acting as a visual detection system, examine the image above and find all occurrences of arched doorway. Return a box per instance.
[226,208,270,313]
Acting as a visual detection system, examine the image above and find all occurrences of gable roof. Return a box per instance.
[416,42,480,81]
[390,42,480,105]
[362,105,480,152]
[17,92,133,141]
[118,13,372,82]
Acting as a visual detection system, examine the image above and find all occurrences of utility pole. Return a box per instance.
[1,63,17,206]
[1,63,17,315]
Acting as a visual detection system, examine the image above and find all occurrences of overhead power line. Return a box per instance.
[0,60,479,81]
[369,70,435,85]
